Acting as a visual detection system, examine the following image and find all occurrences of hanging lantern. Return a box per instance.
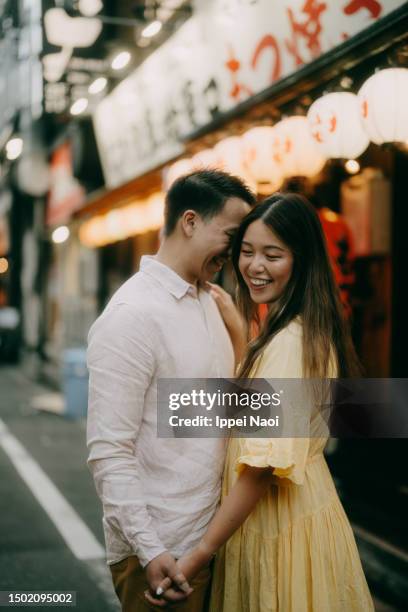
[191,148,222,170]
[272,116,327,178]
[44,8,102,48]
[241,127,283,194]
[163,158,194,191]
[214,136,244,173]
[307,92,369,159]
[214,136,257,191]
[358,68,408,144]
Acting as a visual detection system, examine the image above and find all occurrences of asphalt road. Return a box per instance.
[0,364,402,612]
[0,366,120,612]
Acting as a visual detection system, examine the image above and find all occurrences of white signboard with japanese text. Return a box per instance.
[93,0,406,188]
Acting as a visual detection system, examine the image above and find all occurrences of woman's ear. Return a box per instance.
[181,210,197,237]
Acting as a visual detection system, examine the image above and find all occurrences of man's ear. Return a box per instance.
[181,210,198,237]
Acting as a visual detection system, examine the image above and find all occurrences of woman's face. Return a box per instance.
[238,219,294,304]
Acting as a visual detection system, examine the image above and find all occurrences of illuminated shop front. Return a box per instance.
[76,0,407,377]
[70,8,408,600]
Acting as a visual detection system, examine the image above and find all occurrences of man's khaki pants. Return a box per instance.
[110,556,212,612]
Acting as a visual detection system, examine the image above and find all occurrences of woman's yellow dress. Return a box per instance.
[210,320,374,612]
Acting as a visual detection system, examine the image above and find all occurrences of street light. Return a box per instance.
[0,257,8,274]
[52,226,70,244]
[111,51,131,70]
[88,77,107,94]
[141,20,162,38]
[345,159,360,175]
[70,98,88,115]
[344,159,360,174]
[6,138,23,161]
[78,0,103,16]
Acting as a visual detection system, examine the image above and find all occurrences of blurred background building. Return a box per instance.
[0,1,407,607]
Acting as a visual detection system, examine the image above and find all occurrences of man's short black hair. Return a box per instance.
[164,169,256,236]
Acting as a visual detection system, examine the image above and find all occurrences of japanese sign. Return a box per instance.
[93,0,406,188]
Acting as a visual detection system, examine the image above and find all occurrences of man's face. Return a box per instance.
[190,197,252,283]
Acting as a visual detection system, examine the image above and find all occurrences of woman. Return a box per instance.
[153,193,374,611]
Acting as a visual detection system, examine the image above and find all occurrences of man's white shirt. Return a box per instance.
[87,256,234,567]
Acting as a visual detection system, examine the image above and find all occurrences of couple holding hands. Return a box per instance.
[87,170,373,611]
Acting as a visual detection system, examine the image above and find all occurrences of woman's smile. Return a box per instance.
[247,276,273,290]
[239,219,294,304]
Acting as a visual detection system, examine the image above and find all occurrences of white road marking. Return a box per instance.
[84,560,121,611]
[0,418,105,561]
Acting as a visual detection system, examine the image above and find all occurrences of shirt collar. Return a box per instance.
[140,255,198,299]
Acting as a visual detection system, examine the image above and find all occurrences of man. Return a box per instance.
[87,169,255,611]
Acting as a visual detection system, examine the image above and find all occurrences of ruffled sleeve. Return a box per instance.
[235,437,309,485]
[235,320,310,485]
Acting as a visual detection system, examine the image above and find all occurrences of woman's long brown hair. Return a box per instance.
[232,193,360,379]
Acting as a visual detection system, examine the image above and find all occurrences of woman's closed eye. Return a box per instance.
[241,250,280,261]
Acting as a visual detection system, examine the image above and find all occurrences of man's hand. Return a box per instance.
[144,551,192,607]
[151,541,213,605]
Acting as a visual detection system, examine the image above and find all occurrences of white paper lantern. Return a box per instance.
[242,127,283,194]
[17,152,50,196]
[213,136,257,191]
[191,148,222,170]
[44,8,102,48]
[307,92,369,159]
[78,0,103,17]
[272,116,327,178]
[358,68,408,144]
[214,137,243,173]
[43,47,72,83]
[163,158,194,191]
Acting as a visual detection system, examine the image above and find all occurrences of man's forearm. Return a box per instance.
[89,457,167,567]
[87,303,164,567]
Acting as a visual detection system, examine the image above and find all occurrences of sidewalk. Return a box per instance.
[0,365,120,612]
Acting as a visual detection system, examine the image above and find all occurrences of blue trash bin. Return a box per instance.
[62,348,89,418]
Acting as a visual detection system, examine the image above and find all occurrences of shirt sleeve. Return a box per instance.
[86,302,167,567]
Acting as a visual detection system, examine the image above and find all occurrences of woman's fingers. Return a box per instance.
[210,289,222,303]
[207,282,228,297]
[172,572,193,594]
[144,590,167,607]
[148,571,193,608]
[208,284,233,308]
[145,585,193,606]
[155,577,172,596]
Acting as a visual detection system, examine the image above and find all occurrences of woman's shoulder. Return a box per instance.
[256,318,303,378]
[282,317,303,338]
[266,317,303,349]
